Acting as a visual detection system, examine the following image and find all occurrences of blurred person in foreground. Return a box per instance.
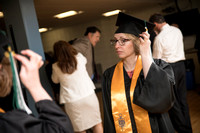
[0,32,73,133]
[102,12,175,133]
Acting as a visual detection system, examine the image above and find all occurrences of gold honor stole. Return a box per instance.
[111,56,152,133]
[0,108,5,113]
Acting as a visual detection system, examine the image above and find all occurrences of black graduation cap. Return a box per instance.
[115,12,155,37]
[0,31,9,62]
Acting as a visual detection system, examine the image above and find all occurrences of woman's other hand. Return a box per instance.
[139,32,151,56]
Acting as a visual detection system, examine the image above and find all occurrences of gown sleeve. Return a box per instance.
[0,100,74,133]
[133,59,175,113]
[36,100,73,133]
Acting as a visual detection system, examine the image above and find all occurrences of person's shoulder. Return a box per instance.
[154,33,163,43]
[76,53,87,62]
[105,65,116,72]
[77,52,85,59]
[52,62,57,66]
[77,52,84,57]
[169,24,182,33]
[74,36,90,45]
[52,62,59,69]
[103,64,117,78]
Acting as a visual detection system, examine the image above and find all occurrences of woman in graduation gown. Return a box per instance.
[102,12,175,133]
[0,32,73,133]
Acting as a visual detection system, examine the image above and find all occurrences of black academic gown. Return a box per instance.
[102,59,175,133]
[0,100,73,133]
[0,88,13,112]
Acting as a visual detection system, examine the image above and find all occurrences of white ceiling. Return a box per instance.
[34,0,174,29]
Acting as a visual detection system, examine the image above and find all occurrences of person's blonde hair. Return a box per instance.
[124,33,140,55]
[0,57,12,97]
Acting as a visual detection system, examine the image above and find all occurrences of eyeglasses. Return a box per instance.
[110,38,131,46]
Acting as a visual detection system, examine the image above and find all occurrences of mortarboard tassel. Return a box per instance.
[144,20,148,33]
[7,46,32,114]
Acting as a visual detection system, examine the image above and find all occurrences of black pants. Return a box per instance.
[169,61,192,133]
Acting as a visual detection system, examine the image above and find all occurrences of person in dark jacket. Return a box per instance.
[102,12,175,133]
[72,26,101,81]
[0,32,73,133]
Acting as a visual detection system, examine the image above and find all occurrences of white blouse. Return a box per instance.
[51,53,95,104]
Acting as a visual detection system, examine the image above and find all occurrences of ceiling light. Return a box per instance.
[102,10,121,17]
[0,12,4,18]
[39,28,48,33]
[54,10,80,19]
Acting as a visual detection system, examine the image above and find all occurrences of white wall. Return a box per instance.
[40,4,165,70]
[40,0,200,84]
